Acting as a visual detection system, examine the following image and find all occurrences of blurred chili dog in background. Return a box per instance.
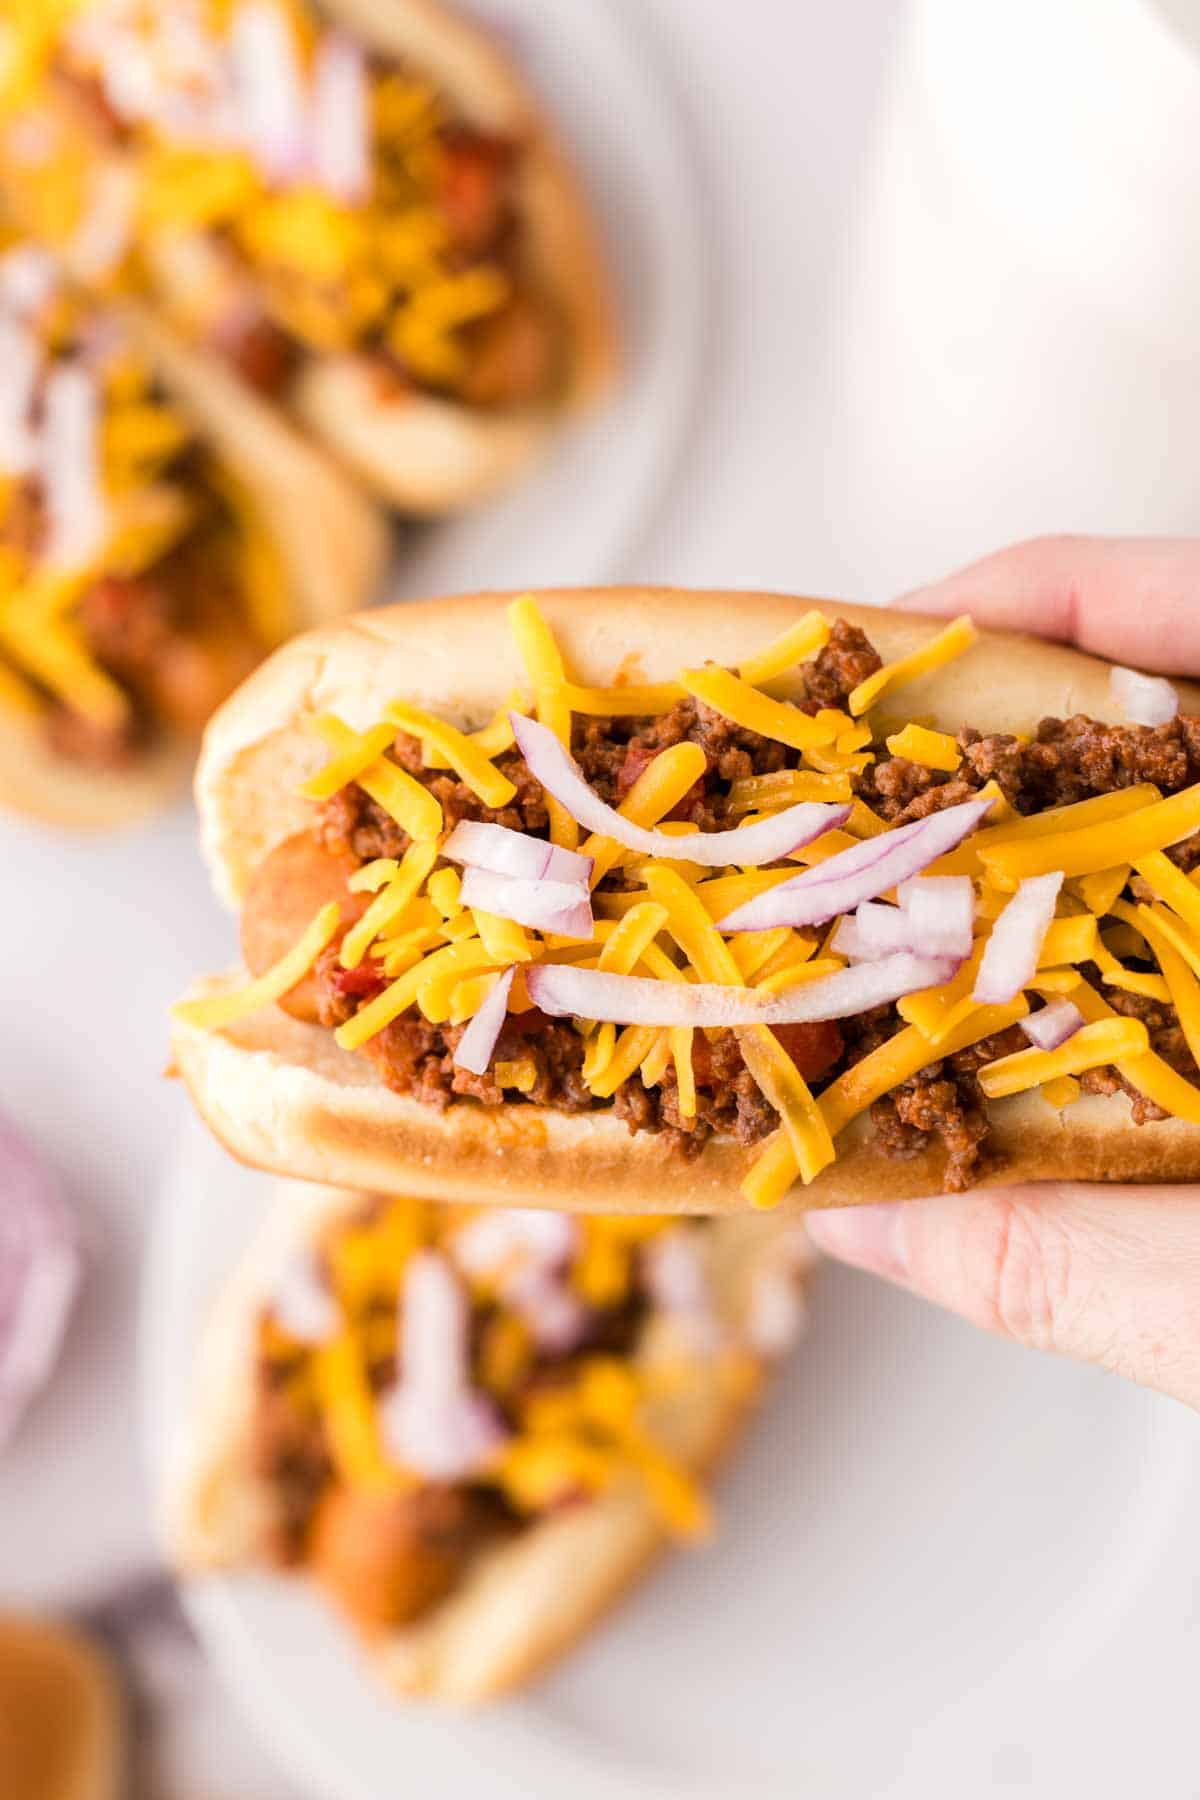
[0,244,384,827]
[0,0,616,514]
[171,589,1200,1211]
[172,1181,812,1703]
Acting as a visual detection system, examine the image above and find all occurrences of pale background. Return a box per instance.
[4,0,1200,1793]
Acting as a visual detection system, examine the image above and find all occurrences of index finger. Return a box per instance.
[902,534,1200,678]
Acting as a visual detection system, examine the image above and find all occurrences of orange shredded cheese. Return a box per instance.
[977,1019,1149,1099]
[737,609,831,687]
[311,716,443,841]
[980,784,1200,886]
[385,700,516,810]
[680,665,847,752]
[848,615,977,716]
[174,902,341,1030]
[884,723,961,772]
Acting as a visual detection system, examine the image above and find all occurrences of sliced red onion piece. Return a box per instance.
[0,317,39,476]
[380,1251,506,1479]
[0,1114,80,1449]
[1110,664,1179,727]
[442,819,593,888]
[745,1263,807,1357]
[41,365,107,569]
[832,901,915,960]
[527,951,959,1028]
[452,965,515,1075]
[505,1262,589,1354]
[459,867,593,939]
[972,872,1063,1005]
[899,875,976,958]
[644,1229,721,1355]
[452,1208,577,1279]
[0,248,57,320]
[717,798,995,931]
[310,34,370,203]
[271,1245,337,1344]
[230,1,310,183]
[1021,998,1086,1052]
[510,712,849,868]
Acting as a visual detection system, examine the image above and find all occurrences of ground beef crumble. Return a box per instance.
[305,618,1200,1191]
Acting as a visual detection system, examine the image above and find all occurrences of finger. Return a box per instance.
[806,1183,1200,1410]
[899,534,1200,676]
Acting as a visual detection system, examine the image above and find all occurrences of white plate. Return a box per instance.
[146,1116,1200,1800]
[386,0,706,601]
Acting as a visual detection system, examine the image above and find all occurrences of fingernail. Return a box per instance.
[805,1203,910,1282]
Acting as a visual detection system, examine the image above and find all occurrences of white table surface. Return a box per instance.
[4,0,1200,1792]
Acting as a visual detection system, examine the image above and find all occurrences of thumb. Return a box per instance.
[805,1184,1200,1410]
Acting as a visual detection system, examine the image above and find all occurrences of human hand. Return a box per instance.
[806,536,1200,1411]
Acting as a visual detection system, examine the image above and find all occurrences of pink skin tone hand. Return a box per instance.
[806,535,1200,1411]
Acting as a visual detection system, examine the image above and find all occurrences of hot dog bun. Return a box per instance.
[286,0,617,513]
[0,1616,125,1800]
[171,1180,808,1703]
[171,588,1200,1211]
[0,305,386,834]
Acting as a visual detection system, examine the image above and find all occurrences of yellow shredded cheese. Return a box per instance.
[385,700,516,810]
[174,902,341,1030]
[819,999,1030,1138]
[727,768,852,815]
[1071,864,1132,917]
[472,910,533,964]
[1041,1075,1082,1109]
[980,784,1200,886]
[671,1026,697,1117]
[680,665,847,752]
[884,723,962,772]
[1133,850,1200,936]
[562,681,685,716]
[977,1019,1149,1098]
[736,609,831,686]
[340,840,438,970]
[299,720,398,798]
[422,690,526,768]
[312,716,443,841]
[584,741,708,888]
[494,1058,538,1093]
[508,595,577,849]
[848,615,977,716]
[314,1335,406,1493]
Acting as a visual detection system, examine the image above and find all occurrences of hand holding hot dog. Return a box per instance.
[808,536,1200,1412]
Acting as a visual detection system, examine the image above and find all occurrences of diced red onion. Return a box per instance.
[69,164,135,281]
[452,1208,577,1279]
[271,1245,337,1344]
[1110,664,1179,728]
[41,366,107,569]
[0,247,58,318]
[310,34,370,203]
[898,875,976,958]
[230,2,310,183]
[0,1114,80,1449]
[1021,998,1085,1052]
[972,873,1063,1006]
[459,867,594,940]
[644,1229,721,1355]
[452,966,515,1075]
[527,951,959,1028]
[442,819,593,888]
[745,1263,807,1356]
[510,712,849,868]
[380,1251,506,1479]
[831,901,915,960]
[505,1262,588,1354]
[0,318,39,476]
[716,798,995,931]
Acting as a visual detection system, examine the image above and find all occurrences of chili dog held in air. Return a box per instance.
[0,0,616,514]
[173,1182,811,1702]
[0,243,384,827]
[172,589,1200,1212]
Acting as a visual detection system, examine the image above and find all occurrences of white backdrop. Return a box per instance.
[3,1,1200,1793]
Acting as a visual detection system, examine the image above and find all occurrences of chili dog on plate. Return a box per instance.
[172,589,1200,1211]
[0,246,385,828]
[0,0,616,514]
[172,1181,811,1703]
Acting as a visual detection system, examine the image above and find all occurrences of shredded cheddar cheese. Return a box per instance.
[736,610,831,687]
[884,723,961,772]
[185,588,1200,1210]
[175,902,341,1029]
[848,615,977,716]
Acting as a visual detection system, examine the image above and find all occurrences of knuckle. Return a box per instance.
[971,1195,1076,1351]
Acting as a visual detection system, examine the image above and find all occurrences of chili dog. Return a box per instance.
[171,589,1200,1211]
[0,246,384,828]
[0,0,616,515]
[172,1181,811,1702]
